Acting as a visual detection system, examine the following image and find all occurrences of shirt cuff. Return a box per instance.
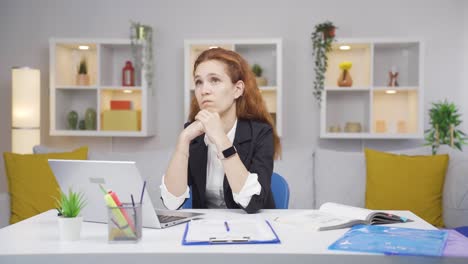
[232,173,261,208]
[160,174,190,210]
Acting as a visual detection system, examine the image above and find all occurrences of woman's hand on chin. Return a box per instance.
[195,110,225,145]
[181,120,204,143]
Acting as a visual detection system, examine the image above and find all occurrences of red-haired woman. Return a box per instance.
[160,48,281,213]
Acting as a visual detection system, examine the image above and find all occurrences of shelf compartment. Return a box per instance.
[54,43,98,87]
[259,90,277,114]
[100,43,141,87]
[325,43,371,88]
[373,42,419,87]
[372,90,419,134]
[235,43,277,87]
[100,88,142,112]
[100,89,142,131]
[54,88,97,131]
[325,90,370,134]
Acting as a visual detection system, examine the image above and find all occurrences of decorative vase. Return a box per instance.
[79,120,85,130]
[255,77,268,87]
[85,108,96,130]
[76,74,90,86]
[58,216,83,241]
[67,111,78,130]
[344,122,362,133]
[337,69,353,87]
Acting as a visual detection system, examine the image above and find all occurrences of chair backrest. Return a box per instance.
[271,172,290,209]
[181,172,290,209]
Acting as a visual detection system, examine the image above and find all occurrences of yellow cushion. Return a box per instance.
[3,147,88,224]
[364,148,448,227]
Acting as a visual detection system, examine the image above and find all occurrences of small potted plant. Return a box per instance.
[252,63,267,87]
[311,21,337,104]
[76,57,90,86]
[55,188,86,241]
[425,100,467,154]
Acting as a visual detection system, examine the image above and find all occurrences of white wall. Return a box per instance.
[462,0,468,133]
[0,0,466,197]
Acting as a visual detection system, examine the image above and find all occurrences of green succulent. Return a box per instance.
[425,100,467,155]
[55,188,86,218]
[78,57,87,75]
[252,64,263,77]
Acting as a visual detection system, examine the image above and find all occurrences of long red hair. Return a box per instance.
[189,48,281,159]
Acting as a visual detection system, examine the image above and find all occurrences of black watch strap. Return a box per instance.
[221,145,237,159]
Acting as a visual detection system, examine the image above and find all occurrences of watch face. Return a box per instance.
[222,146,237,159]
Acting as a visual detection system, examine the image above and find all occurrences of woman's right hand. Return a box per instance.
[181,120,205,143]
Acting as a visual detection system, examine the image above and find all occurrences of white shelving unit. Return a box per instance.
[184,39,283,136]
[320,38,424,139]
[49,38,155,137]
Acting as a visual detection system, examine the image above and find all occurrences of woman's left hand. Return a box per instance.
[195,110,226,146]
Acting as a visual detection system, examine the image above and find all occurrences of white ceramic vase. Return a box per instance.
[58,216,83,241]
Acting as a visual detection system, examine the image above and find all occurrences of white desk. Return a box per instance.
[0,209,465,264]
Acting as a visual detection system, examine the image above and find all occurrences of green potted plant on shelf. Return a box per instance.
[76,57,90,86]
[425,100,467,155]
[55,188,86,241]
[252,63,267,87]
[311,21,337,104]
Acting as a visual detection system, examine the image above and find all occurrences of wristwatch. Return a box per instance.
[220,145,237,159]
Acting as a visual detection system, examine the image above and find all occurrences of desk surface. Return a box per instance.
[0,209,465,264]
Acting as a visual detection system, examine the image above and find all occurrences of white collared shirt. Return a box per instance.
[160,119,262,210]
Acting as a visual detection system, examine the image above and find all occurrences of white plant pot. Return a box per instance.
[58,216,83,241]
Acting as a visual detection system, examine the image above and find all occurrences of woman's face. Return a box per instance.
[193,60,244,116]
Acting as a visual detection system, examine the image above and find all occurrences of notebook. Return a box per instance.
[48,159,203,229]
[275,202,411,231]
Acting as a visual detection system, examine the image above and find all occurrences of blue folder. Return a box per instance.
[329,225,449,257]
[182,219,280,245]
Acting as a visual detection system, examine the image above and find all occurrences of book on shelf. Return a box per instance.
[274,202,412,231]
[110,100,132,110]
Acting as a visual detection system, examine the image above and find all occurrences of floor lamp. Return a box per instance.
[11,67,40,154]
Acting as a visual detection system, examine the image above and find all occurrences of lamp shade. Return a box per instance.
[11,67,40,154]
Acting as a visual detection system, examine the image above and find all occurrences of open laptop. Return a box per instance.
[48,159,202,229]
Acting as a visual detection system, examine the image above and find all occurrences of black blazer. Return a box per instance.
[185,119,276,213]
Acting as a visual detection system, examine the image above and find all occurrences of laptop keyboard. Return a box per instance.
[158,215,186,223]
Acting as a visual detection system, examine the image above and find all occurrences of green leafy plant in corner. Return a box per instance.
[78,57,87,75]
[311,21,337,104]
[54,188,86,218]
[425,100,467,155]
[252,64,263,77]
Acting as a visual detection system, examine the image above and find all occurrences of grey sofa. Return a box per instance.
[0,145,466,229]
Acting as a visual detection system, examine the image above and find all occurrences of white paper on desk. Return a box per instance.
[185,218,277,242]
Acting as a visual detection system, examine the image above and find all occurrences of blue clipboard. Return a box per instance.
[182,220,281,245]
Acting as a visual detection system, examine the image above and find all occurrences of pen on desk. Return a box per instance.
[139,181,146,204]
[224,221,230,232]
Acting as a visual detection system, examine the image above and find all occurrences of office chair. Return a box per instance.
[181,172,290,209]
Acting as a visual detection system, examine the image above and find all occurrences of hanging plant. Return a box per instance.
[425,100,467,155]
[130,21,154,93]
[311,21,337,104]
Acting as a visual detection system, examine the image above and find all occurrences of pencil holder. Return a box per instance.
[107,203,142,243]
